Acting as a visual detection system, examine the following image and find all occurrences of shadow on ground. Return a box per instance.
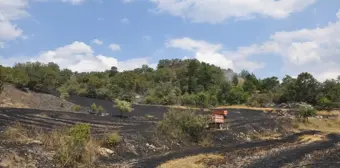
[134,131,340,168]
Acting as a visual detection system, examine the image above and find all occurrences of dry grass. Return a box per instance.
[250,131,283,140]
[1,122,32,144]
[298,134,327,144]
[0,97,29,108]
[158,154,225,168]
[294,117,340,133]
[0,151,37,168]
[316,110,340,117]
[1,123,102,168]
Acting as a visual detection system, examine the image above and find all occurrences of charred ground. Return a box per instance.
[0,85,340,168]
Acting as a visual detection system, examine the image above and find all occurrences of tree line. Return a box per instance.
[0,59,340,110]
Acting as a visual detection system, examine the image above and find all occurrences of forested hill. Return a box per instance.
[0,59,340,110]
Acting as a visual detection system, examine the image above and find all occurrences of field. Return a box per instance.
[1,85,340,168]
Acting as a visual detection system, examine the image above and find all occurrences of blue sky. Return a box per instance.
[1,0,340,81]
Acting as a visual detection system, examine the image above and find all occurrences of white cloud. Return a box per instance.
[0,0,29,46]
[61,0,86,5]
[208,10,340,81]
[92,39,103,45]
[166,37,264,72]
[150,0,316,23]
[121,17,129,24]
[108,43,121,51]
[337,9,340,19]
[0,41,151,72]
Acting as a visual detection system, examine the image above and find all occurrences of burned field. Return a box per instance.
[0,93,340,167]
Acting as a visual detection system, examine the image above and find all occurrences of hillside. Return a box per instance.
[1,59,340,112]
[0,83,84,112]
[0,84,340,167]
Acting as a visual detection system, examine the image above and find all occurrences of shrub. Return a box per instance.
[72,105,81,111]
[114,99,133,118]
[97,105,104,114]
[90,103,97,112]
[296,103,317,122]
[54,123,97,168]
[195,92,209,108]
[69,123,91,144]
[181,93,196,106]
[157,109,209,143]
[317,97,333,111]
[103,132,121,147]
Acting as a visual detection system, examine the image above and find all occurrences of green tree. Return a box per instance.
[217,82,231,105]
[295,72,320,105]
[261,76,280,92]
[232,75,239,86]
[227,86,248,105]
[196,92,209,108]
[114,99,133,118]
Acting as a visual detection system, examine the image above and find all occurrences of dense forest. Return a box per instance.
[1,59,340,110]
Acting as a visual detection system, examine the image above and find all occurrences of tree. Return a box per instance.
[261,77,279,92]
[217,82,231,105]
[196,92,209,108]
[295,72,320,105]
[114,99,133,118]
[226,86,248,105]
[232,75,239,86]
[108,66,118,77]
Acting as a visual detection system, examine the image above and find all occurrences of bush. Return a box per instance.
[157,109,209,143]
[103,132,121,147]
[97,106,104,114]
[296,103,317,122]
[195,92,209,108]
[69,123,91,144]
[72,105,81,111]
[55,123,95,167]
[181,93,196,106]
[114,99,133,118]
[90,103,97,112]
[317,97,333,111]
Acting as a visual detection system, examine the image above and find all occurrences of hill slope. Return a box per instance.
[0,84,82,112]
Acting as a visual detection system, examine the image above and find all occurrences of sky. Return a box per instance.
[1,0,340,81]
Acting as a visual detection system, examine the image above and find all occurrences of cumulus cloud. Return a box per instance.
[0,0,29,47]
[92,39,103,45]
[108,43,121,51]
[166,37,264,72]
[207,10,340,81]
[167,9,340,82]
[0,41,152,72]
[150,0,316,23]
